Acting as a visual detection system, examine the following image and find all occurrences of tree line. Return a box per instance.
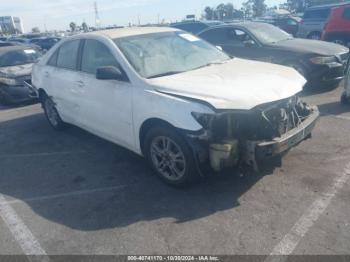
[203,0,346,20]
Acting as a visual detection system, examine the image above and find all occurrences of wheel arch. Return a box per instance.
[139,118,176,155]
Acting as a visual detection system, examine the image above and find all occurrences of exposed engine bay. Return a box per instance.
[189,96,319,173]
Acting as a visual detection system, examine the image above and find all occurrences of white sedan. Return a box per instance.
[32,27,319,186]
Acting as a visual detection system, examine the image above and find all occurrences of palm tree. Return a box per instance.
[69,22,77,32]
[82,22,88,32]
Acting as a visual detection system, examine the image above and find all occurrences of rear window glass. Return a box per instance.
[304,9,330,19]
[47,49,59,66]
[0,49,41,67]
[172,23,208,34]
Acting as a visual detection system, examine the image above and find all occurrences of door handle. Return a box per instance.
[76,80,85,88]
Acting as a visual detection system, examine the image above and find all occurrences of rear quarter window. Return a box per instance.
[56,40,80,70]
[47,49,59,66]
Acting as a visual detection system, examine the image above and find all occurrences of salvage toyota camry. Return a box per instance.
[31,27,319,186]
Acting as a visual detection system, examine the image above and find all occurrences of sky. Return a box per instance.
[0,0,284,33]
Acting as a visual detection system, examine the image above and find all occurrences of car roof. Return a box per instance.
[0,45,37,55]
[82,27,179,40]
[171,20,222,26]
[306,2,350,10]
[199,21,271,32]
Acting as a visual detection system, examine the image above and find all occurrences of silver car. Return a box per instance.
[297,5,331,40]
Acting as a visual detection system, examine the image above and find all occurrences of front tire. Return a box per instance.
[144,126,198,186]
[42,96,66,130]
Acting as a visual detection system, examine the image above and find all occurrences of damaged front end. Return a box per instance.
[187,96,319,173]
[0,75,37,104]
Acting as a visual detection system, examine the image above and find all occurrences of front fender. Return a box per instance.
[133,88,214,153]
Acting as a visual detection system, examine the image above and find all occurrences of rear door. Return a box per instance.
[78,39,134,148]
[48,39,83,125]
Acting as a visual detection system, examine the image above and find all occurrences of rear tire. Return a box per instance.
[42,95,66,130]
[341,91,350,105]
[144,125,199,187]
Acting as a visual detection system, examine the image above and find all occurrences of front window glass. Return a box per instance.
[248,23,292,44]
[81,39,120,74]
[114,32,230,79]
[0,49,41,67]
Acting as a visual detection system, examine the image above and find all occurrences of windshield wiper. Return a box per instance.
[147,71,184,79]
[194,60,228,70]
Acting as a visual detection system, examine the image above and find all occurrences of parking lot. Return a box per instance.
[0,83,349,257]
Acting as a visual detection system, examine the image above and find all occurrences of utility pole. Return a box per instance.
[94,1,101,28]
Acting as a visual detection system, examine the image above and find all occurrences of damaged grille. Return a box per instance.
[211,96,312,141]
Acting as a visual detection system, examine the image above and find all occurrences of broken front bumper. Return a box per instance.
[0,81,38,104]
[185,105,320,174]
[254,106,320,160]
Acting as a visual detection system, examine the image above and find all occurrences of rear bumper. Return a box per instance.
[255,106,320,160]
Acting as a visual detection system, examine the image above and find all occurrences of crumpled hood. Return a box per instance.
[147,58,306,110]
[0,63,33,78]
[271,39,349,56]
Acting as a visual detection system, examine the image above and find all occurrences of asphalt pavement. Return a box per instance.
[0,84,349,257]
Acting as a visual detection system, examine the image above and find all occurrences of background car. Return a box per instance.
[0,46,41,105]
[7,37,29,44]
[198,22,349,86]
[0,41,18,47]
[170,20,223,34]
[297,4,333,40]
[322,3,350,47]
[29,37,61,51]
[271,16,301,37]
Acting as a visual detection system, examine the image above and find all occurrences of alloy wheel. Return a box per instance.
[150,136,186,181]
[44,98,59,127]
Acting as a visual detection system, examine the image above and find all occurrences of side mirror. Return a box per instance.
[243,40,256,47]
[96,66,126,81]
